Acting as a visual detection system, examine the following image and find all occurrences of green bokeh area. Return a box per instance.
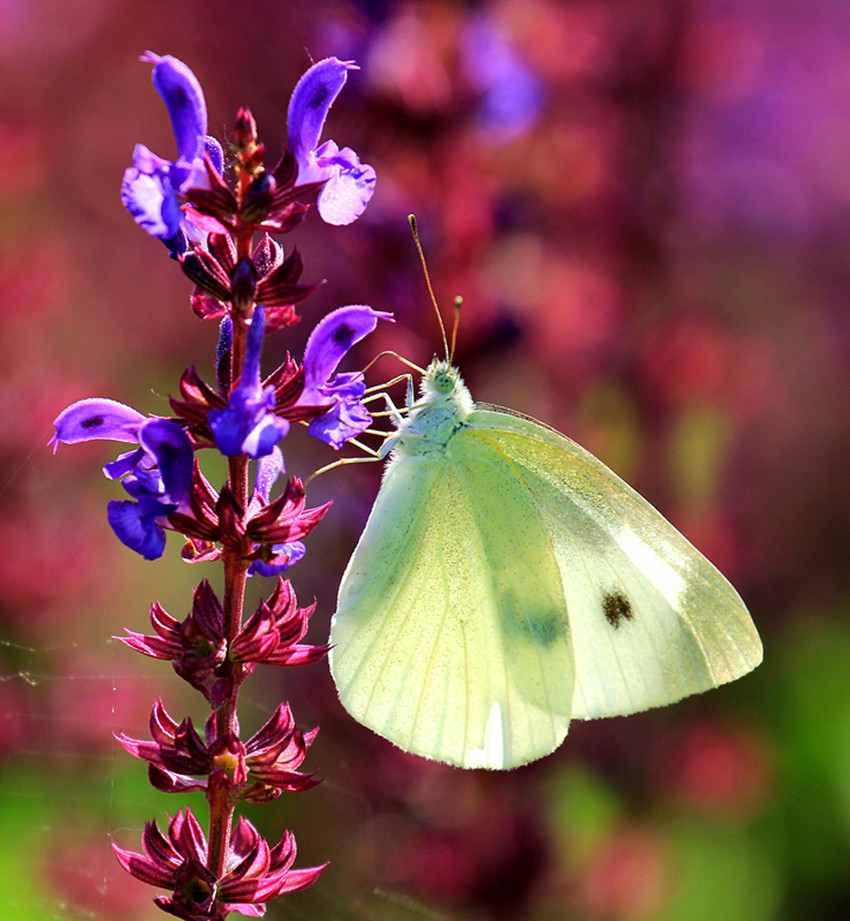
[0,759,168,921]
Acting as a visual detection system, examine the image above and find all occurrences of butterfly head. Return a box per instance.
[429,361,459,394]
[420,359,474,412]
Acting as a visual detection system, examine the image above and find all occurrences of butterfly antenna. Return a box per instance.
[361,349,425,377]
[408,214,450,361]
[449,295,462,363]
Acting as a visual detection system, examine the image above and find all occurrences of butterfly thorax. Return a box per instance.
[389,360,475,458]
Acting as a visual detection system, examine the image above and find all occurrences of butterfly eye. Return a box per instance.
[434,370,454,394]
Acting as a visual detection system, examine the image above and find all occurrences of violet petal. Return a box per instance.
[50,398,147,451]
[143,51,208,164]
[301,305,391,400]
[138,419,194,504]
[307,394,371,449]
[287,57,351,163]
[107,498,168,560]
[249,542,306,578]
[314,141,377,225]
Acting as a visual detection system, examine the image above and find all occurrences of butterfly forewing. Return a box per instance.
[464,409,762,720]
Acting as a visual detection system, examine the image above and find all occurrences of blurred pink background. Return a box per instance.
[2,0,850,918]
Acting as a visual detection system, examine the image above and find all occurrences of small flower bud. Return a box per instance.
[240,170,277,223]
[230,258,257,314]
[234,106,258,149]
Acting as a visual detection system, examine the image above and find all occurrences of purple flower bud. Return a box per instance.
[287,57,376,225]
[297,304,392,448]
[247,447,305,576]
[216,315,234,395]
[256,446,284,501]
[208,306,289,457]
[203,135,224,175]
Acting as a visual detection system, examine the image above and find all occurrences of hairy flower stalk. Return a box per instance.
[52,51,381,919]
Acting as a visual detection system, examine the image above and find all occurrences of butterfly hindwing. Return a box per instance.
[331,446,575,769]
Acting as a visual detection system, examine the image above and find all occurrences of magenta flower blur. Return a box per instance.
[208,306,289,458]
[298,304,393,448]
[287,58,376,225]
[113,809,324,921]
[121,52,224,256]
[50,399,193,559]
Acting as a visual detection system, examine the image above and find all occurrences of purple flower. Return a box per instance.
[51,398,194,560]
[462,14,544,142]
[297,304,392,449]
[121,52,224,255]
[287,57,376,225]
[208,306,289,457]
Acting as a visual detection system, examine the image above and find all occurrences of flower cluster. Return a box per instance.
[112,809,325,921]
[52,52,386,564]
[51,51,380,919]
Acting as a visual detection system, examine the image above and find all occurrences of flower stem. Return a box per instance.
[207,318,252,879]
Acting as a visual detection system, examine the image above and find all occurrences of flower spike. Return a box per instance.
[57,47,379,919]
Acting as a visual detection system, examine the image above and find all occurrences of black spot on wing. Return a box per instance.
[603,592,633,629]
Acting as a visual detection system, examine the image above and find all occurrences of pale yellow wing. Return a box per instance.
[330,405,762,770]
[459,408,762,721]
[330,446,576,769]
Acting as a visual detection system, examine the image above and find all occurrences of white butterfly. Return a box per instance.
[329,359,762,769]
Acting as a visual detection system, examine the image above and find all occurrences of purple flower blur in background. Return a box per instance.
[3,0,850,919]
